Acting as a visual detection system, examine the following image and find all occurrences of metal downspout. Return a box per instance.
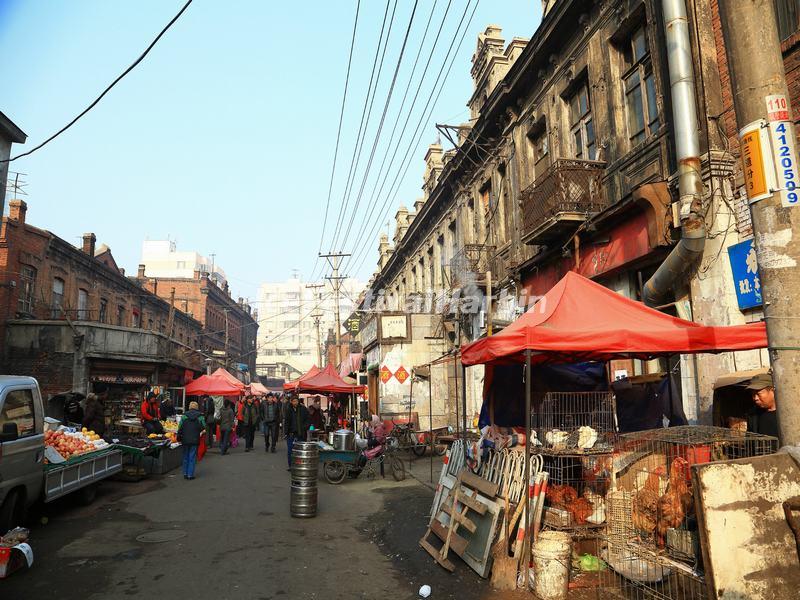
[642,0,706,307]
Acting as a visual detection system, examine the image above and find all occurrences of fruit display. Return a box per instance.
[161,420,179,433]
[44,429,108,460]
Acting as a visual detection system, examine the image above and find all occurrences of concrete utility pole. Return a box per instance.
[306,283,325,367]
[320,252,350,367]
[718,0,800,445]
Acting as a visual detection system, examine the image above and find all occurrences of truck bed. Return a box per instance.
[43,448,123,502]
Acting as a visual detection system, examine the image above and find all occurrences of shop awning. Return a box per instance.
[249,381,269,396]
[209,368,246,389]
[184,374,242,396]
[293,363,365,394]
[283,365,321,391]
[461,271,769,367]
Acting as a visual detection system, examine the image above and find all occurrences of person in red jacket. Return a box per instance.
[141,392,164,435]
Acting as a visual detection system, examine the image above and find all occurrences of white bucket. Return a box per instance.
[532,531,572,600]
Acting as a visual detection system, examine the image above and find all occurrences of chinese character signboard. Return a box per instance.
[379,365,393,384]
[727,239,763,310]
[394,366,409,384]
[739,120,772,203]
[380,314,408,340]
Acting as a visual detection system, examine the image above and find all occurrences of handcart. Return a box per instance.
[320,446,406,485]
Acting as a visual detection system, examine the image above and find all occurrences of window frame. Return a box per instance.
[52,277,65,318]
[0,388,38,438]
[99,298,108,324]
[17,265,36,315]
[622,26,660,146]
[568,82,597,160]
[77,288,89,320]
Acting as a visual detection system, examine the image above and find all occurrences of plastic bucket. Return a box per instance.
[532,531,572,600]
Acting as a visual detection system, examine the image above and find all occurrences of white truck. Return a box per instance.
[0,376,122,533]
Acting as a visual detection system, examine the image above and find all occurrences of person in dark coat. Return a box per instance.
[283,396,310,470]
[260,393,280,453]
[82,393,105,435]
[159,396,177,420]
[218,400,235,455]
[201,395,216,448]
[308,403,324,432]
[177,401,206,479]
[240,396,260,452]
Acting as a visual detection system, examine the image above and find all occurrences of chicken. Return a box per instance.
[656,457,693,546]
[584,490,606,524]
[567,497,594,524]
[546,484,578,506]
[632,470,662,537]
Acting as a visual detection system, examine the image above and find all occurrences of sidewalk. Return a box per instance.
[404,451,445,491]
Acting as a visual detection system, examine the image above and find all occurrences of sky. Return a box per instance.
[0,0,541,304]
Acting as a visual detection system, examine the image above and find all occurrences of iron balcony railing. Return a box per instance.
[520,159,607,242]
[450,244,496,289]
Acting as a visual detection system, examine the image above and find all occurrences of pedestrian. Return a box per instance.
[202,395,217,448]
[177,400,206,480]
[241,395,260,452]
[82,393,105,436]
[308,403,324,432]
[159,396,176,420]
[140,392,164,435]
[747,372,780,438]
[218,400,235,455]
[260,393,280,452]
[283,395,310,470]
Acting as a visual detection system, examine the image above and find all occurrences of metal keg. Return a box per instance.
[291,441,319,482]
[290,482,318,518]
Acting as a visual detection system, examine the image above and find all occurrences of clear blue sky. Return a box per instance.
[1,0,541,302]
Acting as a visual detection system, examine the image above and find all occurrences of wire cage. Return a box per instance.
[539,451,614,530]
[532,391,617,453]
[613,426,777,567]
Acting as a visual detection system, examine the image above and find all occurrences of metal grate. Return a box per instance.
[539,452,613,530]
[520,158,607,240]
[532,391,617,453]
[449,244,495,289]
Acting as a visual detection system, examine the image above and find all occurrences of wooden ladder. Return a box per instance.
[419,470,500,571]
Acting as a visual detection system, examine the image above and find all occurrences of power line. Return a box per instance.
[314,0,362,276]
[327,0,398,254]
[2,0,194,164]
[346,0,481,275]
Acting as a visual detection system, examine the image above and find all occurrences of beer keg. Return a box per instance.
[290,441,318,518]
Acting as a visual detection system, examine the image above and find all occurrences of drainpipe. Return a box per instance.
[642,0,705,307]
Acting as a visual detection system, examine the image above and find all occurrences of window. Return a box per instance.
[527,120,549,165]
[99,298,108,323]
[52,277,65,318]
[117,305,126,327]
[622,27,659,145]
[77,289,89,320]
[775,0,800,40]
[132,310,140,328]
[0,389,37,438]
[17,265,36,315]
[569,83,596,160]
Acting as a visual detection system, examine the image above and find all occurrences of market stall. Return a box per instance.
[283,365,322,392]
[456,271,771,595]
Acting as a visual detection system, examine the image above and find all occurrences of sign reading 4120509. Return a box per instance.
[766,94,800,208]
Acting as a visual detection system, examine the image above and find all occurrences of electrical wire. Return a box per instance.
[3,0,193,163]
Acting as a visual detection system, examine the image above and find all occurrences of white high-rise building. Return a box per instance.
[256,276,363,378]
[140,240,226,285]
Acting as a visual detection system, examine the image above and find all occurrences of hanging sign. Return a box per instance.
[765,95,800,208]
[727,239,763,310]
[394,366,409,384]
[379,365,392,384]
[739,120,774,203]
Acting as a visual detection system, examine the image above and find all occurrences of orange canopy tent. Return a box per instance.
[184,374,242,396]
[293,363,366,395]
[209,368,246,390]
[283,365,322,391]
[461,271,768,367]
[249,381,269,396]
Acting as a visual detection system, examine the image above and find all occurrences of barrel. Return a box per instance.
[532,531,572,600]
[290,441,319,518]
[290,482,318,518]
[291,441,319,482]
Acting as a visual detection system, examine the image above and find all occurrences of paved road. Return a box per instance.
[3,441,522,600]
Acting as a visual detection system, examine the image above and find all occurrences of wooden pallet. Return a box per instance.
[419,469,499,571]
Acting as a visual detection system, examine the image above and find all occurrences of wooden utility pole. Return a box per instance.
[306,283,325,367]
[718,0,800,445]
[320,252,350,367]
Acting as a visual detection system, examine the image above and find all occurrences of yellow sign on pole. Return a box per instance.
[739,120,774,203]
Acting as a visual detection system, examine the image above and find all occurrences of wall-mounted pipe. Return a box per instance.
[642,0,706,307]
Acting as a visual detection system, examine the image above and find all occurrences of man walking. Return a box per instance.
[202,395,216,449]
[218,400,235,454]
[177,401,206,480]
[283,395,309,470]
[240,395,260,452]
[260,393,280,452]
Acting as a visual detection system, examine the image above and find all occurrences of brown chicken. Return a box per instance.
[656,457,693,546]
[632,470,661,537]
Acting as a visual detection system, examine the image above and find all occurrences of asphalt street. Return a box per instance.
[1,440,529,600]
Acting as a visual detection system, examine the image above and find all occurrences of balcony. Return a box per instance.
[450,244,495,289]
[520,159,607,244]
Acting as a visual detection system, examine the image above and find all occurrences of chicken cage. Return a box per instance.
[613,426,777,567]
[532,391,617,453]
[538,451,614,530]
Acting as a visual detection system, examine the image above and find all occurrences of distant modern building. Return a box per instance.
[140,240,226,286]
[256,276,363,378]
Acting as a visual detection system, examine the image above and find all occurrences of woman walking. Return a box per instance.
[178,401,206,480]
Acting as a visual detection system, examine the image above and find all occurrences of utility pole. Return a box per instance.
[223,308,229,369]
[718,0,800,445]
[306,283,325,367]
[320,252,350,367]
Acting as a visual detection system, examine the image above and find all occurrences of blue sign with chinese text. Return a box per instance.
[727,239,762,310]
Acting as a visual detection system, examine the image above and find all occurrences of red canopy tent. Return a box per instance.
[293,363,366,395]
[248,381,268,396]
[209,368,246,390]
[283,365,322,391]
[184,374,242,396]
[461,271,768,367]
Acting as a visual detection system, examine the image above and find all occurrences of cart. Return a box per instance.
[320,447,406,485]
